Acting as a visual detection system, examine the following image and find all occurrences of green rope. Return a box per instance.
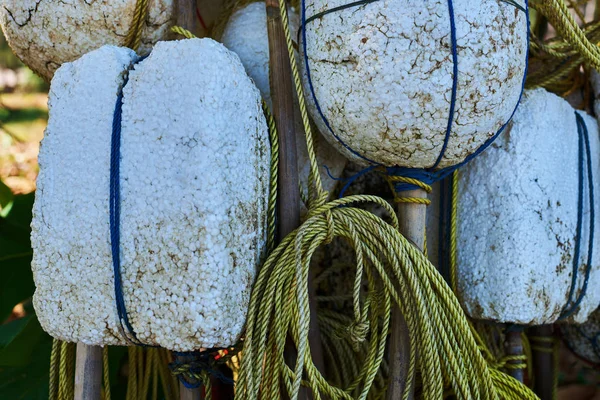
[124,0,150,51]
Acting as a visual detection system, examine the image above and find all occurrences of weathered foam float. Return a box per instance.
[0,0,188,81]
[31,39,270,351]
[559,70,600,367]
[220,1,347,203]
[299,0,528,170]
[455,88,600,325]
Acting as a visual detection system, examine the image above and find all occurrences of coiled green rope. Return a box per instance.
[235,1,540,399]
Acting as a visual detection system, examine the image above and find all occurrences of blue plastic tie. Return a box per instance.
[110,56,147,346]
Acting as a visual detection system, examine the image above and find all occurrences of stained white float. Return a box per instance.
[0,0,181,80]
[31,39,270,351]
[300,0,528,168]
[456,89,600,325]
[221,1,346,201]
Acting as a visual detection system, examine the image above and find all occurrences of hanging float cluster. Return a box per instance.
[3,0,600,399]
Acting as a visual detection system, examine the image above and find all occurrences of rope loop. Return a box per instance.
[559,112,595,320]
[171,26,196,39]
[333,320,370,352]
[381,168,433,206]
[496,355,528,370]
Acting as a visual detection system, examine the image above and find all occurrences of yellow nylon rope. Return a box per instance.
[527,0,600,95]
[103,346,111,400]
[124,0,150,51]
[234,2,540,399]
[49,339,60,400]
[529,0,600,70]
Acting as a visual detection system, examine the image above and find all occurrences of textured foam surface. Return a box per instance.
[300,0,528,168]
[221,1,347,201]
[0,0,177,80]
[456,89,600,325]
[31,39,270,350]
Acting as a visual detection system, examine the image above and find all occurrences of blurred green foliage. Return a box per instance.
[0,31,48,92]
[0,32,22,70]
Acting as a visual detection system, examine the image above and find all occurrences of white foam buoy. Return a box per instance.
[0,0,183,81]
[456,88,600,325]
[221,1,347,201]
[31,39,270,351]
[299,0,528,169]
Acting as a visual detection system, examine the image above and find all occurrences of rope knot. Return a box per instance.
[382,168,433,206]
[335,321,370,352]
[169,349,236,389]
[493,354,528,371]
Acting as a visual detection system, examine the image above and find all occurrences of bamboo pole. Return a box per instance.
[386,188,428,400]
[74,343,102,400]
[265,0,325,398]
[530,325,555,400]
[504,330,525,383]
[176,353,202,400]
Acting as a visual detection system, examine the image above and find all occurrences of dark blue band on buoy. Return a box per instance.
[559,112,595,320]
[110,56,147,346]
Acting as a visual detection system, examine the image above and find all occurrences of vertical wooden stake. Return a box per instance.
[265,0,325,398]
[178,0,198,37]
[74,343,102,400]
[530,325,555,400]
[504,330,525,383]
[176,353,202,400]
[386,189,427,400]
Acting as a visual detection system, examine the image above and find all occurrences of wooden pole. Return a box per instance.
[265,0,325,398]
[386,189,428,400]
[74,343,102,400]
[504,330,525,383]
[178,0,198,37]
[530,325,555,400]
[175,353,202,400]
